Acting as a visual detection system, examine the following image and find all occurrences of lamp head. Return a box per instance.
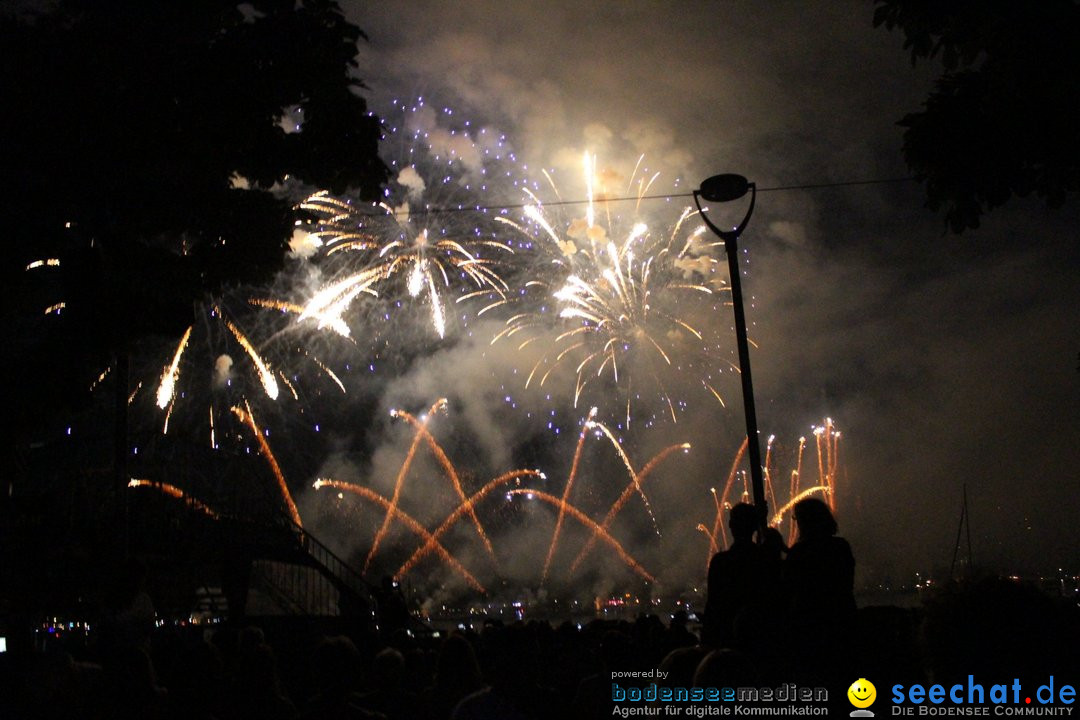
[696,174,751,203]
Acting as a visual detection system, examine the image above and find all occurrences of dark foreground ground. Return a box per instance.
[1,576,1078,719]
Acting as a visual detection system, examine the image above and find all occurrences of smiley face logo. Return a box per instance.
[848,678,877,709]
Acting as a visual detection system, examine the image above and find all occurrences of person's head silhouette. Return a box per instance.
[728,502,757,544]
[761,526,787,557]
[792,498,838,541]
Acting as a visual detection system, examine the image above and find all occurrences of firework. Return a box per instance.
[220,309,279,400]
[363,398,448,574]
[541,408,692,584]
[156,326,193,409]
[569,441,690,574]
[395,468,543,579]
[508,489,655,584]
[296,99,523,340]
[314,478,486,593]
[494,152,735,427]
[128,478,219,518]
[391,405,496,563]
[232,400,302,528]
[542,406,597,582]
[702,420,844,570]
[813,417,842,512]
[311,394,698,591]
[135,293,350,452]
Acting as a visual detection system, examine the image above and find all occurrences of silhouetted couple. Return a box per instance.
[704,498,855,670]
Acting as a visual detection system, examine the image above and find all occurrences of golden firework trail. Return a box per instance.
[588,419,662,536]
[128,479,218,518]
[764,434,779,518]
[392,406,496,564]
[248,297,307,316]
[220,309,278,400]
[302,352,346,394]
[696,523,718,557]
[542,406,597,583]
[813,418,842,511]
[232,401,301,528]
[570,442,689,574]
[156,326,193,409]
[789,436,807,545]
[707,489,722,555]
[396,469,543,579]
[246,297,354,391]
[508,489,655,584]
[296,265,382,338]
[713,437,749,549]
[771,485,831,526]
[364,399,448,574]
[314,478,485,593]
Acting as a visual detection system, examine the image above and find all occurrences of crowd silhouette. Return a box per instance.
[2,499,1078,719]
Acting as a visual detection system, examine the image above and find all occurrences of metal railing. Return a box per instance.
[128,438,376,620]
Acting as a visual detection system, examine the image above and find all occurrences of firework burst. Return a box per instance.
[295,99,528,340]
[494,152,737,427]
[134,293,349,450]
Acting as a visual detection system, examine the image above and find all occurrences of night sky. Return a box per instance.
[8,1,1077,602]
[322,0,1079,589]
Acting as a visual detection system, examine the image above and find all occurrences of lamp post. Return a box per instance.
[693,175,767,533]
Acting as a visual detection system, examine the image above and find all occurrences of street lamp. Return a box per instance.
[693,175,767,532]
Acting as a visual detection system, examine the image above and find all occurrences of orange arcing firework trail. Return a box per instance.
[393,407,496,564]
[509,489,655,584]
[396,469,542,579]
[232,401,301,528]
[569,442,689,574]
[315,479,485,593]
[364,398,446,574]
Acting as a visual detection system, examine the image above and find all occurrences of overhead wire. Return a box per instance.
[307,177,917,219]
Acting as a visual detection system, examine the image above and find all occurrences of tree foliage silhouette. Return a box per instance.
[874,0,1080,232]
[1,0,388,425]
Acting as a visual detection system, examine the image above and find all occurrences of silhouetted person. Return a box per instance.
[299,636,384,720]
[101,558,156,660]
[422,634,483,720]
[356,647,420,720]
[693,648,762,688]
[226,641,297,720]
[761,527,788,564]
[703,503,776,648]
[168,639,225,720]
[570,628,635,720]
[783,498,855,679]
[663,610,698,653]
[376,576,410,637]
[658,645,710,689]
[452,624,555,720]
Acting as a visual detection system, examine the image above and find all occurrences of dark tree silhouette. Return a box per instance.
[873,0,1080,232]
[1,0,388,423]
[0,1,390,566]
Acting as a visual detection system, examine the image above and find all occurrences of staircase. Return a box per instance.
[126,442,376,624]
